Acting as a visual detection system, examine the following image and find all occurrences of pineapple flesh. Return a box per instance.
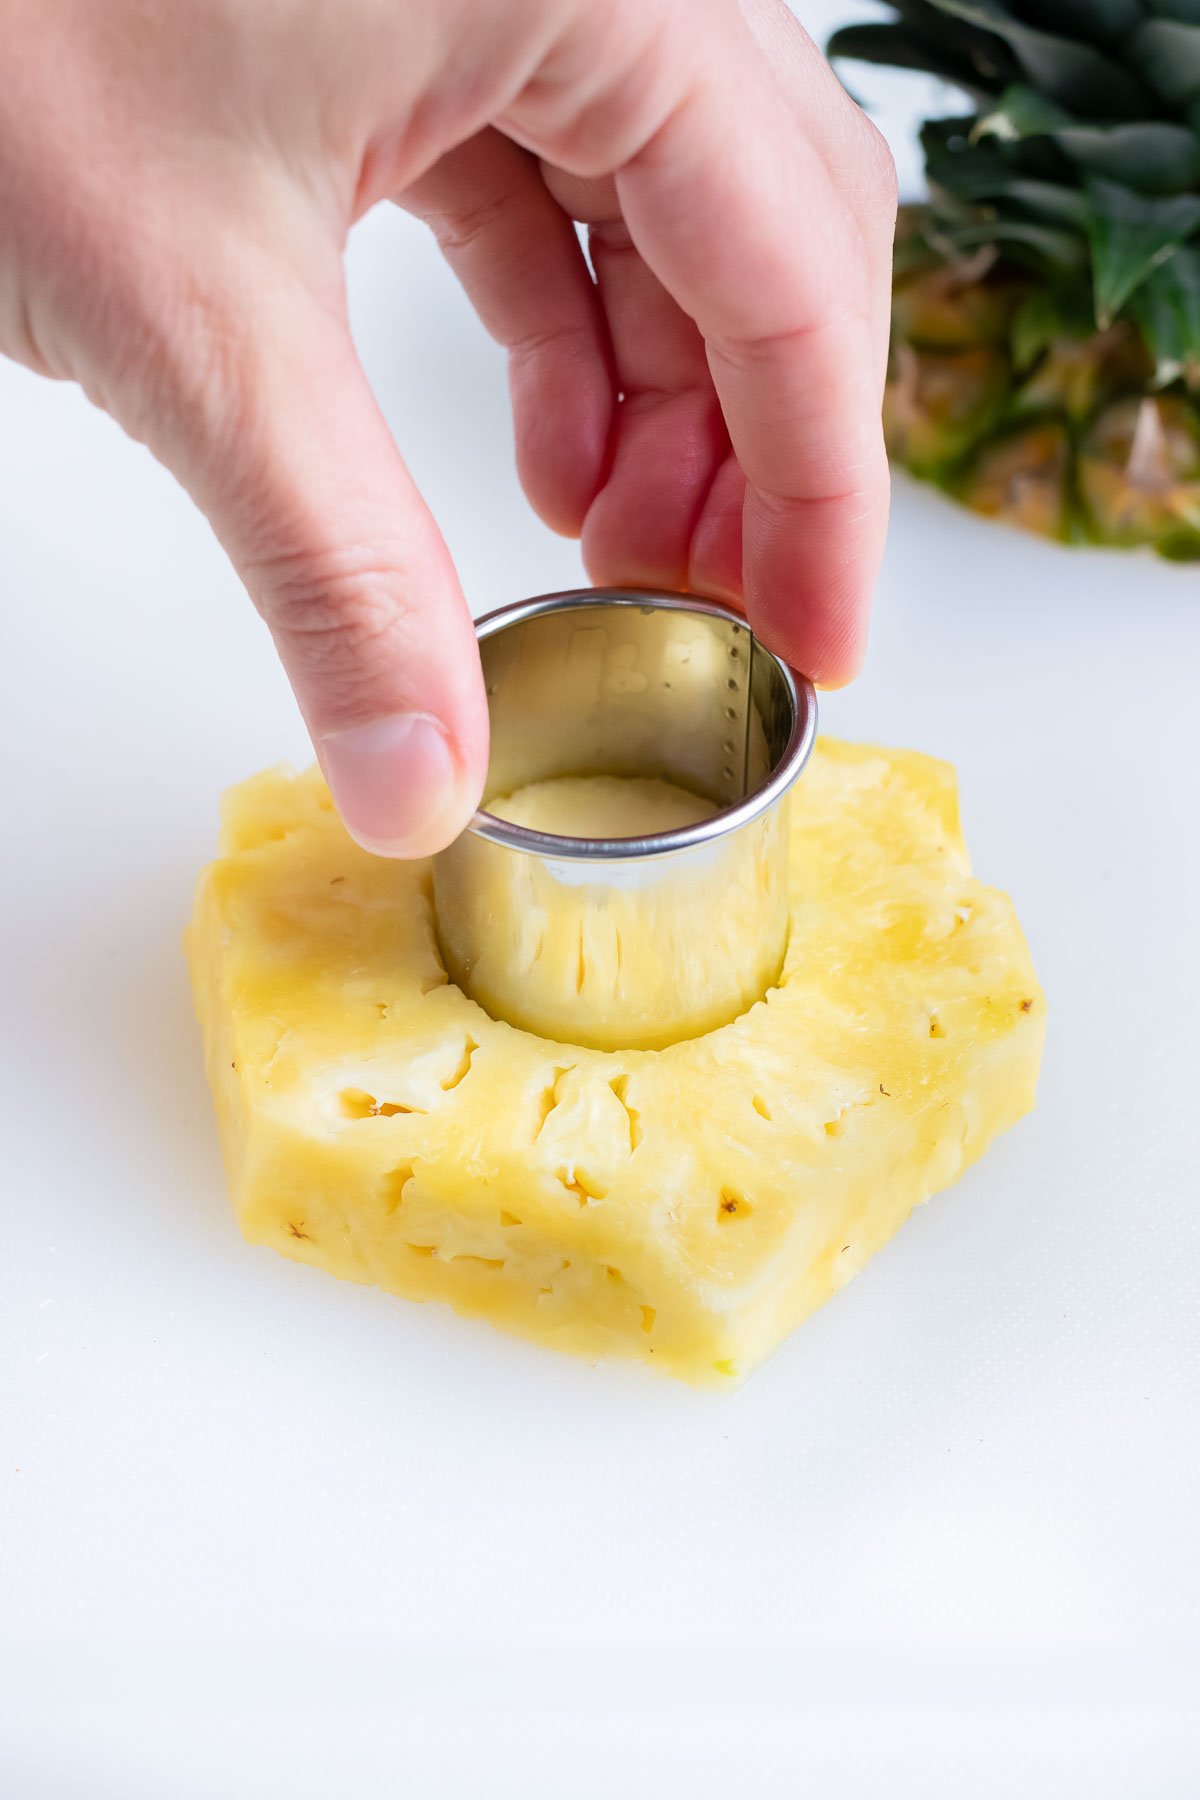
[830,0,1200,556]
[187,742,1044,1388]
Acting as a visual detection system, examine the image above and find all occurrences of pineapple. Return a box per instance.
[830,0,1200,555]
[187,742,1044,1387]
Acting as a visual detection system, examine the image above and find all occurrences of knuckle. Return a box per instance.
[508,315,593,363]
[254,545,416,677]
[507,0,684,176]
[851,115,900,227]
[428,190,511,257]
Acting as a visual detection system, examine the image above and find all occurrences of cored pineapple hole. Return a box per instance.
[640,1305,657,1335]
[500,1209,522,1228]
[929,1013,947,1039]
[751,1094,772,1121]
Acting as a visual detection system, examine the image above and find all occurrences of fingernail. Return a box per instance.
[319,713,464,856]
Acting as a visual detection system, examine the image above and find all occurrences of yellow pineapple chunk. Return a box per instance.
[187,741,1044,1387]
[489,773,716,837]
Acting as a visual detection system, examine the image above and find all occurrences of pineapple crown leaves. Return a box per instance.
[1128,245,1200,379]
[829,0,1200,374]
[1085,178,1200,324]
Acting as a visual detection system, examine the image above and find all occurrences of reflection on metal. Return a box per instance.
[433,589,817,1051]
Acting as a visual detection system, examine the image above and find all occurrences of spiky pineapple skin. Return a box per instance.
[187,745,1044,1388]
[885,209,1200,552]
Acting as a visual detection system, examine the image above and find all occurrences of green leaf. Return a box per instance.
[924,109,1063,179]
[1130,18,1200,105]
[1008,0,1143,43]
[977,84,1074,137]
[826,22,1011,97]
[979,84,1200,193]
[920,123,1088,226]
[1002,182,1092,228]
[1129,248,1200,379]
[1010,281,1097,367]
[924,0,1156,114]
[1144,1,1200,23]
[1086,178,1200,325]
[926,144,1093,227]
[1054,122,1200,195]
[946,218,1089,276]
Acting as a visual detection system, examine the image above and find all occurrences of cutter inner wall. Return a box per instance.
[479,602,781,816]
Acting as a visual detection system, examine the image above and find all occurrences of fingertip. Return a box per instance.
[750,600,869,690]
[741,481,887,685]
[318,711,485,859]
[806,619,870,691]
[509,344,614,537]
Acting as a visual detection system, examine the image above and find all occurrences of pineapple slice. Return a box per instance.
[187,741,1044,1387]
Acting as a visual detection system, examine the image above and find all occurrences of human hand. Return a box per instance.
[0,0,896,854]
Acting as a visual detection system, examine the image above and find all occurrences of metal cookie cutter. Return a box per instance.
[433,588,817,1051]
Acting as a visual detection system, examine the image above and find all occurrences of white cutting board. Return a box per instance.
[2,7,1199,1793]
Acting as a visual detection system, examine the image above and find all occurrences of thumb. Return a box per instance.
[176,286,489,857]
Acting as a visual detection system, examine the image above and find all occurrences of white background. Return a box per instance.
[2,4,1198,1794]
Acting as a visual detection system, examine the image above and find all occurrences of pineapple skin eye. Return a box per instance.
[187,741,1045,1388]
